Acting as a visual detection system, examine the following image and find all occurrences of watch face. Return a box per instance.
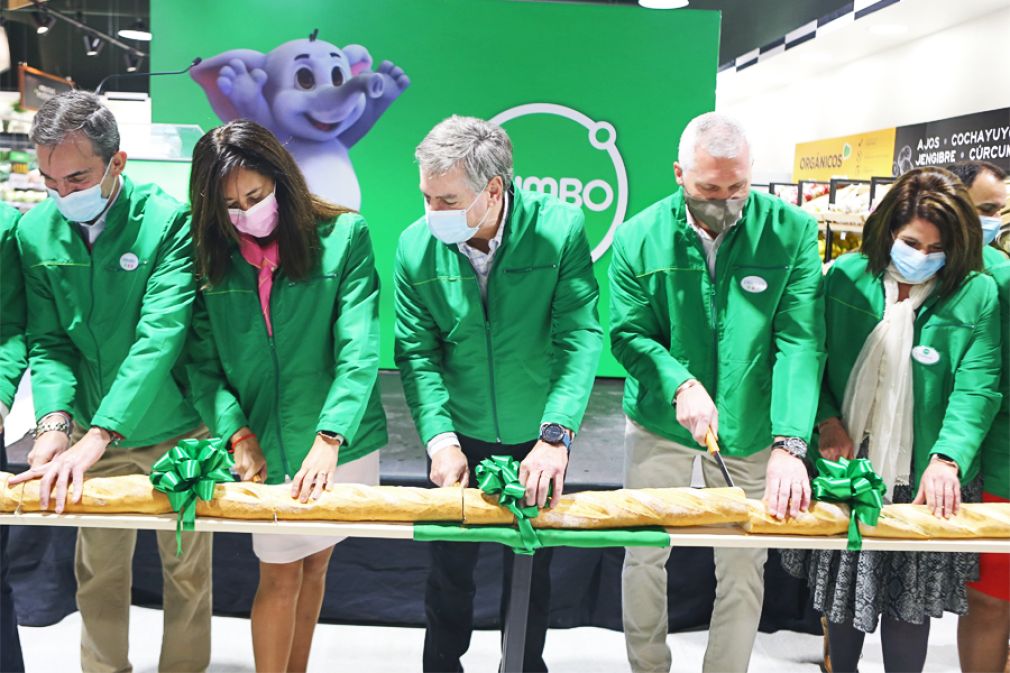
[542,424,565,443]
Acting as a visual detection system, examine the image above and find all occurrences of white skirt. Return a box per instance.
[251,450,380,564]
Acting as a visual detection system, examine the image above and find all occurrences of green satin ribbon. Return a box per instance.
[150,437,235,555]
[811,457,886,551]
[474,455,551,555]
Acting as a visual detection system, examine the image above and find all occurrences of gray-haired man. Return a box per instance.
[394,115,603,671]
[12,90,211,673]
[611,112,824,672]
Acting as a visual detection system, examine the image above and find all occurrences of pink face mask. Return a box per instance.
[228,191,279,238]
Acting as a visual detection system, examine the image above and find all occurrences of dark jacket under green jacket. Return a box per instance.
[17,176,200,446]
[394,186,603,446]
[817,252,1002,489]
[181,213,386,484]
[0,205,24,409]
[609,189,826,456]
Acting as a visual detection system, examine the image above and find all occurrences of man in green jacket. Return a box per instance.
[11,91,211,673]
[946,160,1010,673]
[611,112,825,673]
[395,115,603,672]
[0,203,25,673]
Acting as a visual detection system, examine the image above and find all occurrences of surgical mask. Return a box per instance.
[48,160,115,223]
[425,186,492,244]
[228,191,279,238]
[684,189,747,234]
[980,215,1002,246]
[890,238,946,284]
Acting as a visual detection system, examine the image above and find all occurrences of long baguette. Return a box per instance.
[0,472,172,514]
[463,486,749,528]
[196,481,464,522]
[745,499,1010,539]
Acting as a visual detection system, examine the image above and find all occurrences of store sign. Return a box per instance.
[795,107,1010,180]
[793,128,896,181]
[892,108,1010,174]
[491,103,628,262]
[18,64,74,111]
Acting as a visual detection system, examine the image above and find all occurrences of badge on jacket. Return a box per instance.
[911,345,940,365]
[120,252,139,271]
[740,275,768,293]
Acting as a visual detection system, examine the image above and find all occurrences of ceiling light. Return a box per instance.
[118,18,151,41]
[123,51,143,73]
[639,0,689,8]
[868,23,908,36]
[32,10,55,35]
[83,35,104,57]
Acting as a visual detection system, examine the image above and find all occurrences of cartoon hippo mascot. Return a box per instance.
[191,29,410,209]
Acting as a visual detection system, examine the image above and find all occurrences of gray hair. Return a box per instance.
[678,112,749,170]
[415,115,513,193]
[30,90,120,162]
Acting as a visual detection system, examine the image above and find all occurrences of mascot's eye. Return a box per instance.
[331,67,345,87]
[295,68,315,90]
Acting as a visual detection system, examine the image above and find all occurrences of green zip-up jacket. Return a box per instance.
[17,176,200,446]
[609,189,826,455]
[394,187,603,446]
[0,205,25,409]
[981,245,1010,498]
[817,253,1002,489]
[181,213,387,484]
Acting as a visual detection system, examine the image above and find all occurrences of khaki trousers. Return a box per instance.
[72,426,213,673]
[621,418,769,673]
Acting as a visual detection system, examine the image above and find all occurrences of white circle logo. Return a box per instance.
[911,345,940,365]
[740,275,768,293]
[119,252,139,271]
[490,103,628,262]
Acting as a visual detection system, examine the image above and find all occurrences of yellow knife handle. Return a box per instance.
[705,428,721,455]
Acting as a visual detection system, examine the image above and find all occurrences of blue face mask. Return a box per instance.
[980,215,1002,246]
[47,160,114,223]
[890,238,946,284]
[424,185,491,244]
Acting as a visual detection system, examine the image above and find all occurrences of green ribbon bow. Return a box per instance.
[150,437,235,555]
[475,455,551,555]
[811,457,886,551]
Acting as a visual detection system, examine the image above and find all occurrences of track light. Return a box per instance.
[123,51,143,73]
[32,9,55,35]
[117,18,150,42]
[83,34,104,57]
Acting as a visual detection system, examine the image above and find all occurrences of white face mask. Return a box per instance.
[980,215,1002,246]
[424,185,492,244]
[48,160,115,223]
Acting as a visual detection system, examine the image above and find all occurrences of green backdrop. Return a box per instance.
[150,0,719,375]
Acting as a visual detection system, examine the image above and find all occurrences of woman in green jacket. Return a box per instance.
[184,120,387,673]
[783,167,1002,673]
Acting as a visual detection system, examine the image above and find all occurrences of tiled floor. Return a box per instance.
[17,605,962,672]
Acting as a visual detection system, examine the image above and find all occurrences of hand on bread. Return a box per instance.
[11,426,112,513]
[763,446,811,520]
[520,441,568,510]
[817,417,854,462]
[912,456,961,518]
[291,434,341,503]
[430,444,469,488]
[230,428,267,483]
[27,427,70,469]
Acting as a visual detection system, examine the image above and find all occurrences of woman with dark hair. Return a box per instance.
[183,119,387,672]
[783,166,1002,673]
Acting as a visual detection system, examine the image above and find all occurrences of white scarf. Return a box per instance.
[840,266,935,501]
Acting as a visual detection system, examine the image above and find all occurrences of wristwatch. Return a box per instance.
[33,414,72,440]
[539,423,572,451]
[772,437,808,460]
